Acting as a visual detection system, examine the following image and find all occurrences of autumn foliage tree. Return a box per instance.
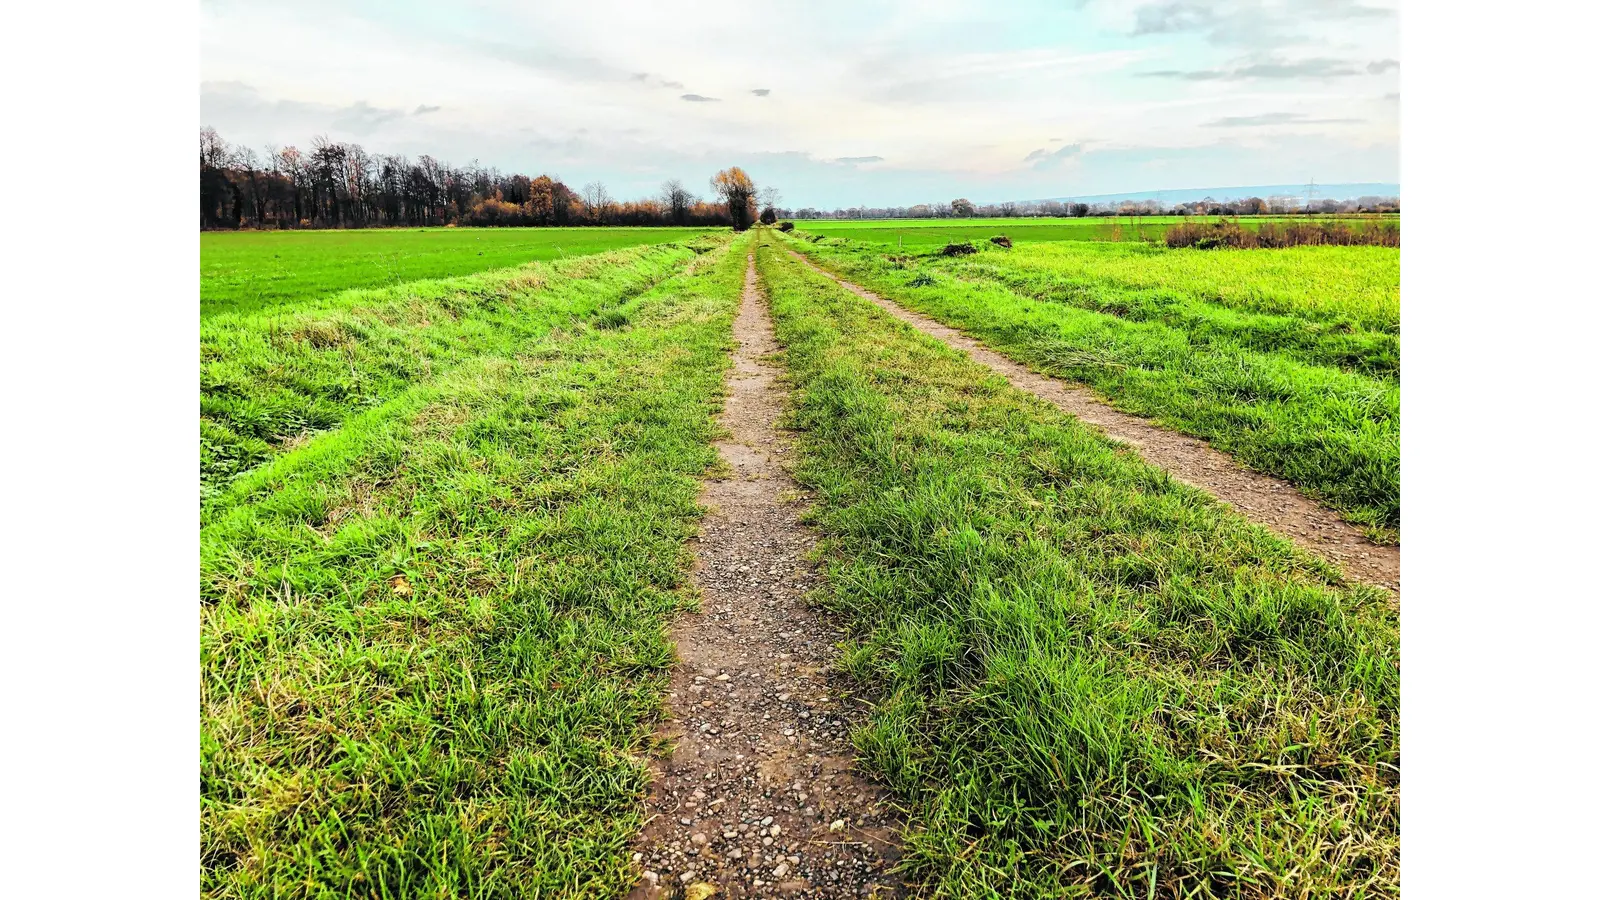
[711,166,758,231]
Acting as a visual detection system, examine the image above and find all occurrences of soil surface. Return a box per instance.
[627,255,904,898]
[787,248,1400,601]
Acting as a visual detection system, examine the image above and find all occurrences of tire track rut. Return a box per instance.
[785,246,1399,601]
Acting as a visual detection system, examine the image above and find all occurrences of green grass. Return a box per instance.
[200,235,748,898]
[947,239,1399,334]
[783,233,1399,539]
[200,239,721,499]
[202,226,714,317]
[794,216,1398,248]
[753,231,1398,898]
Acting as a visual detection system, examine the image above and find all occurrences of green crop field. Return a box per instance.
[201,226,712,317]
[785,229,1401,540]
[199,225,1400,898]
[794,215,1399,248]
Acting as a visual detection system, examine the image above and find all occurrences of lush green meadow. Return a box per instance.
[785,230,1400,539]
[201,234,743,897]
[754,232,1398,897]
[199,222,1399,898]
[201,226,711,317]
[795,215,1398,248]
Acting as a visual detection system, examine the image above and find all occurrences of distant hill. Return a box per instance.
[1031,183,1400,205]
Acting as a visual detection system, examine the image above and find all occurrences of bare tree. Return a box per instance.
[199,126,771,230]
[757,185,782,225]
[582,181,613,223]
[660,179,694,225]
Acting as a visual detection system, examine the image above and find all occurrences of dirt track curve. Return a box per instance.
[627,253,904,898]
[786,246,1400,601]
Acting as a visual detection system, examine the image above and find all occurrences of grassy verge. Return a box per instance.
[754,233,1398,898]
[784,233,1399,540]
[201,237,722,498]
[200,237,746,898]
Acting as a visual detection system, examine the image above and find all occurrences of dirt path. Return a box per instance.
[786,247,1400,600]
[628,254,904,898]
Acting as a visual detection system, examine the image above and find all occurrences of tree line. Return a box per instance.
[200,127,764,230]
[202,126,1394,231]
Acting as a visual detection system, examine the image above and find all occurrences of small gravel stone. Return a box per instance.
[620,266,902,895]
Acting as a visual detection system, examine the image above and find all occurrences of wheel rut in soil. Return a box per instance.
[627,253,904,898]
[786,247,1400,601]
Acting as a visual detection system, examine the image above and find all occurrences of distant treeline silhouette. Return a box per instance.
[786,194,1399,221]
[199,127,745,230]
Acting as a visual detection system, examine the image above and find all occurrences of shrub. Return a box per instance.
[940,241,978,256]
[778,221,795,232]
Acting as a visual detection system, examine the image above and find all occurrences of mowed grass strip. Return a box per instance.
[201,238,723,498]
[200,239,746,898]
[754,234,1398,899]
[785,233,1399,539]
[202,226,713,317]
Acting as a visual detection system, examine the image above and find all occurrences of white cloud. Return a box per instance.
[200,0,1397,206]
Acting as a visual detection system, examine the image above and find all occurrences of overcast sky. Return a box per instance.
[200,0,1399,208]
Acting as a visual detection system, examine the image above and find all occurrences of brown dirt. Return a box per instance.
[627,254,905,898]
[786,248,1400,601]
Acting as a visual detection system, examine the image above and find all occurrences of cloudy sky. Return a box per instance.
[200,0,1398,208]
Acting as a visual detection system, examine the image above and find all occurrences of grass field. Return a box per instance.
[784,230,1400,539]
[201,235,743,897]
[199,223,1400,898]
[755,231,1398,897]
[201,227,712,317]
[795,216,1399,248]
